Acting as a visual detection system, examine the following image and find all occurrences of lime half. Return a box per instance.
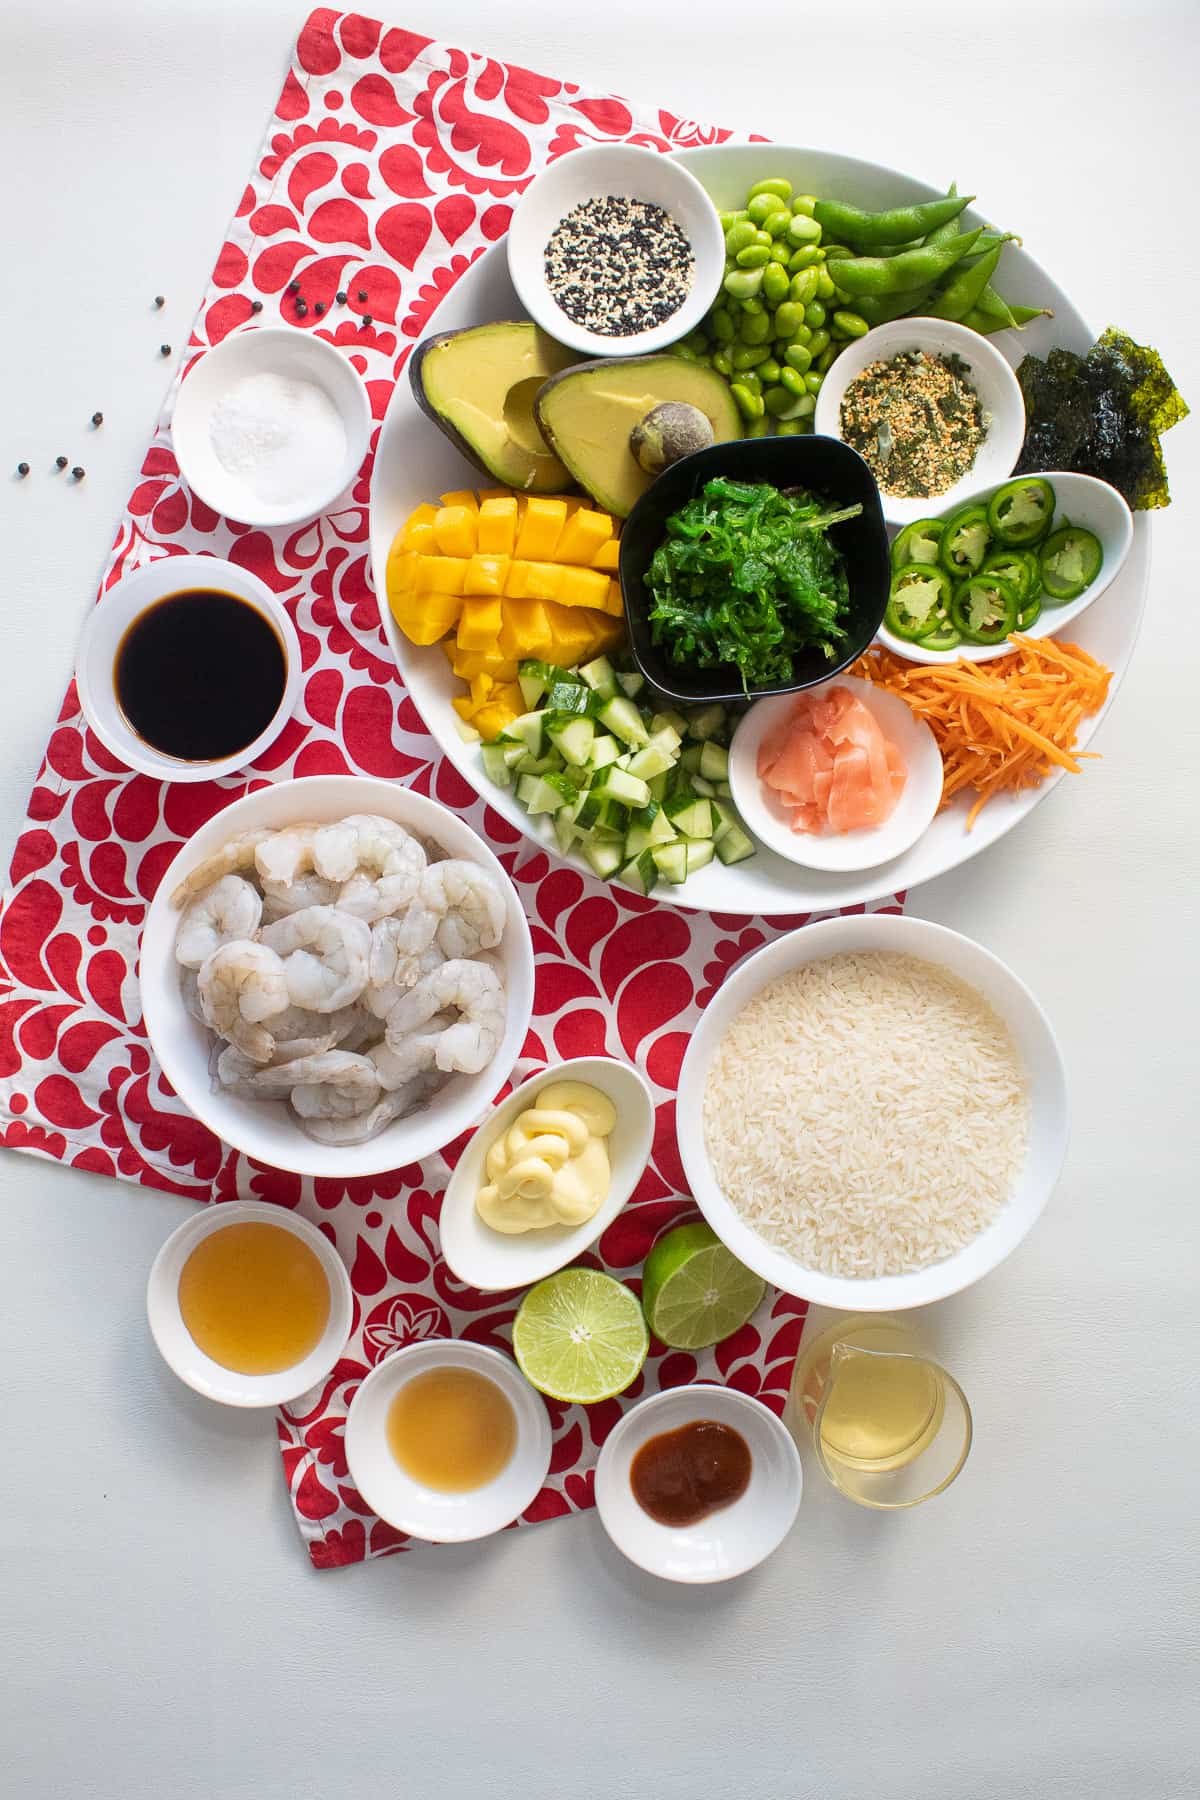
[641,1222,766,1351]
[513,1269,649,1404]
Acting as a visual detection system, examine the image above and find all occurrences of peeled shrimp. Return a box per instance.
[385,957,505,1074]
[369,1035,442,1091]
[258,905,371,1013]
[364,919,444,1019]
[254,825,322,888]
[175,874,263,969]
[416,859,506,960]
[197,940,289,1063]
[171,829,274,907]
[180,965,207,1025]
[289,1051,382,1121]
[260,872,341,923]
[316,815,427,923]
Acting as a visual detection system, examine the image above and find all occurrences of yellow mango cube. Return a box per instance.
[476,496,519,556]
[400,503,438,552]
[416,555,467,595]
[440,489,478,511]
[492,681,523,715]
[463,554,510,598]
[515,497,568,560]
[389,588,463,646]
[555,566,611,610]
[498,598,552,661]
[540,601,595,664]
[555,508,614,566]
[469,673,495,708]
[456,596,504,653]
[591,537,620,572]
[432,504,478,558]
[472,699,519,740]
[521,562,564,602]
[451,695,476,724]
[601,578,624,617]
[385,542,419,598]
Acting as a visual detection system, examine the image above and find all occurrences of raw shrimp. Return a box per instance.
[289,1051,382,1121]
[170,829,274,907]
[299,1082,433,1146]
[317,815,427,923]
[197,940,289,1063]
[260,872,341,923]
[180,966,207,1025]
[254,826,322,888]
[417,859,506,960]
[258,906,371,1012]
[385,958,505,1074]
[368,1035,443,1091]
[364,918,445,1019]
[175,874,263,968]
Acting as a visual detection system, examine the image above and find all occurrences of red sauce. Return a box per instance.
[629,1419,752,1527]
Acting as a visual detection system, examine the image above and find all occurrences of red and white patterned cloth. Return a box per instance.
[0,9,903,1567]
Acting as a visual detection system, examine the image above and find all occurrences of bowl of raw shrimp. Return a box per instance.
[140,775,535,1177]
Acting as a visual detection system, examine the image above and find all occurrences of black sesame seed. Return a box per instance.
[314,302,325,316]
[543,196,694,338]
[335,290,348,305]
[17,462,30,477]
[55,455,68,470]
[71,466,85,480]
[160,344,171,356]
[153,295,165,309]
[91,411,104,427]
[250,299,263,314]
[357,289,367,302]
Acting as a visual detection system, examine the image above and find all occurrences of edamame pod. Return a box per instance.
[831,229,982,298]
[926,240,1005,322]
[813,192,973,247]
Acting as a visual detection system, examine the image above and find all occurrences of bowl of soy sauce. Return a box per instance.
[75,554,302,782]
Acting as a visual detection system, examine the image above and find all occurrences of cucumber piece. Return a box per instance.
[616,670,645,699]
[691,775,717,798]
[680,743,704,773]
[578,655,618,701]
[591,795,630,840]
[651,709,689,738]
[651,842,690,885]
[715,822,756,865]
[686,702,727,741]
[502,744,527,770]
[626,743,677,782]
[583,838,624,879]
[544,682,591,717]
[699,741,730,781]
[547,715,595,768]
[685,839,715,875]
[554,812,580,855]
[647,725,682,757]
[617,849,658,894]
[480,743,513,788]
[586,733,621,773]
[625,804,678,856]
[646,770,670,804]
[507,711,545,756]
[514,751,559,776]
[715,780,733,799]
[664,796,715,838]
[517,771,577,815]
[711,800,738,844]
[594,765,652,809]
[596,694,650,748]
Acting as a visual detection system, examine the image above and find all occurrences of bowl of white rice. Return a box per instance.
[676,913,1068,1310]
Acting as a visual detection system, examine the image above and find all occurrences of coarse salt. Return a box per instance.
[209,370,347,507]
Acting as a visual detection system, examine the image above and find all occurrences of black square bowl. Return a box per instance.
[618,434,891,705]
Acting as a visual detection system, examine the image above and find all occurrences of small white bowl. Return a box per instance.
[675,912,1068,1311]
[171,326,371,528]
[594,1384,802,1584]
[507,144,725,358]
[75,553,302,782]
[876,469,1135,665]
[344,1339,552,1542]
[146,1200,353,1406]
[728,675,943,873]
[814,317,1025,529]
[439,1056,654,1293]
[140,775,535,1179]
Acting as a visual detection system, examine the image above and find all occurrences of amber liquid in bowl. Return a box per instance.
[177,1221,331,1375]
[386,1367,517,1493]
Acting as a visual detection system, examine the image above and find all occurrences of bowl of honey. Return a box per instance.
[344,1340,553,1543]
[147,1200,353,1407]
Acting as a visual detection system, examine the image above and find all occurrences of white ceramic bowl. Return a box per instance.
[814,317,1026,529]
[146,1200,353,1406]
[594,1384,802,1583]
[171,326,371,528]
[74,553,302,782]
[344,1339,552,1541]
[506,144,724,358]
[876,469,1135,665]
[439,1055,654,1293]
[140,775,535,1179]
[676,912,1068,1310]
[728,675,943,873]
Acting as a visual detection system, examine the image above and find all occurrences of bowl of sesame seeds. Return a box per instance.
[506,144,726,358]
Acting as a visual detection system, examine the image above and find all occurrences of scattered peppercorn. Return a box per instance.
[314,302,325,316]
[55,455,68,470]
[361,314,372,327]
[357,289,367,302]
[160,344,171,356]
[17,462,30,477]
[91,411,104,427]
[296,302,308,318]
[71,466,85,480]
[154,295,165,309]
[335,290,348,305]
[250,299,263,314]
[288,280,300,294]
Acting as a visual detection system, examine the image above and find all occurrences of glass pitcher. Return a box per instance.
[785,1315,972,1510]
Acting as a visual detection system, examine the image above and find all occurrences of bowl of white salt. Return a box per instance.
[171,326,371,528]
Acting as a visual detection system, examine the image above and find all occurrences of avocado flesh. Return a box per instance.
[535,356,741,517]
[414,322,576,493]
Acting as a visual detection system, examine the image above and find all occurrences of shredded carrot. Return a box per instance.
[851,635,1112,829]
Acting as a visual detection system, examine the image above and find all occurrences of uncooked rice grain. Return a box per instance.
[702,951,1028,1278]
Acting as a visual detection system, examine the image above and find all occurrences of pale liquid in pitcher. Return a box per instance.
[792,1319,946,1473]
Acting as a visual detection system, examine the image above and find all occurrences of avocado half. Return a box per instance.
[409,321,577,494]
[535,355,742,518]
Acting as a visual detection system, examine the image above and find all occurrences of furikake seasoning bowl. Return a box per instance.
[618,435,891,706]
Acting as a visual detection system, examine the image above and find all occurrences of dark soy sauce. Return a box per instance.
[115,589,287,762]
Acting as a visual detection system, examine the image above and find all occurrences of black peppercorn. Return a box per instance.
[288,279,300,294]
[314,302,325,316]
[71,466,85,480]
[335,290,348,305]
[153,295,165,309]
[357,289,367,302]
[250,299,263,314]
[91,411,104,427]
[55,455,68,470]
[160,344,171,356]
[296,302,308,317]
[361,314,372,327]
[17,462,30,477]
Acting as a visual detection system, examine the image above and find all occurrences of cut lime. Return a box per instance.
[512,1268,648,1404]
[641,1222,766,1350]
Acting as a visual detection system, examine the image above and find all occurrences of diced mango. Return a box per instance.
[476,496,519,556]
[601,578,624,617]
[463,553,511,598]
[456,595,504,653]
[400,503,438,552]
[385,543,420,597]
[389,588,463,645]
[540,601,596,664]
[416,555,467,595]
[522,562,565,602]
[451,695,475,723]
[515,497,568,560]
[440,489,478,511]
[555,565,611,610]
[498,597,552,661]
[555,508,614,566]
[472,699,518,740]
[432,504,478,558]
[451,648,519,681]
[469,673,495,708]
[591,537,620,572]
[492,681,523,715]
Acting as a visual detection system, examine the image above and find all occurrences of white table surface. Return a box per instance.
[2,3,1198,1796]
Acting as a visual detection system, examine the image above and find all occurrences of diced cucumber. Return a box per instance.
[594,765,651,809]
[578,655,619,701]
[664,796,715,838]
[626,743,677,782]
[651,709,689,738]
[480,743,513,788]
[544,682,591,717]
[507,712,545,756]
[547,715,595,767]
[616,670,645,699]
[517,671,547,711]
[685,839,715,874]
[502,744,527,770]
[648,724,682,756]
[585,733,621,773]
[514,751,559,776]
[699,741,729,781]
[680,743,704,773]
[711,800,738,844]
[617,849,658,894]
[652,842,690,885]
[715,822,756,865]
[647,771,670,804]
[517,771,577,815]
[554,812,580,855]
[583,838,624,879]
[715,780,732,799]
[596,694,650,748]
[591,796,630,840]
[625,804,678,856]
[691,775,717,798]
[686,703,727,740]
